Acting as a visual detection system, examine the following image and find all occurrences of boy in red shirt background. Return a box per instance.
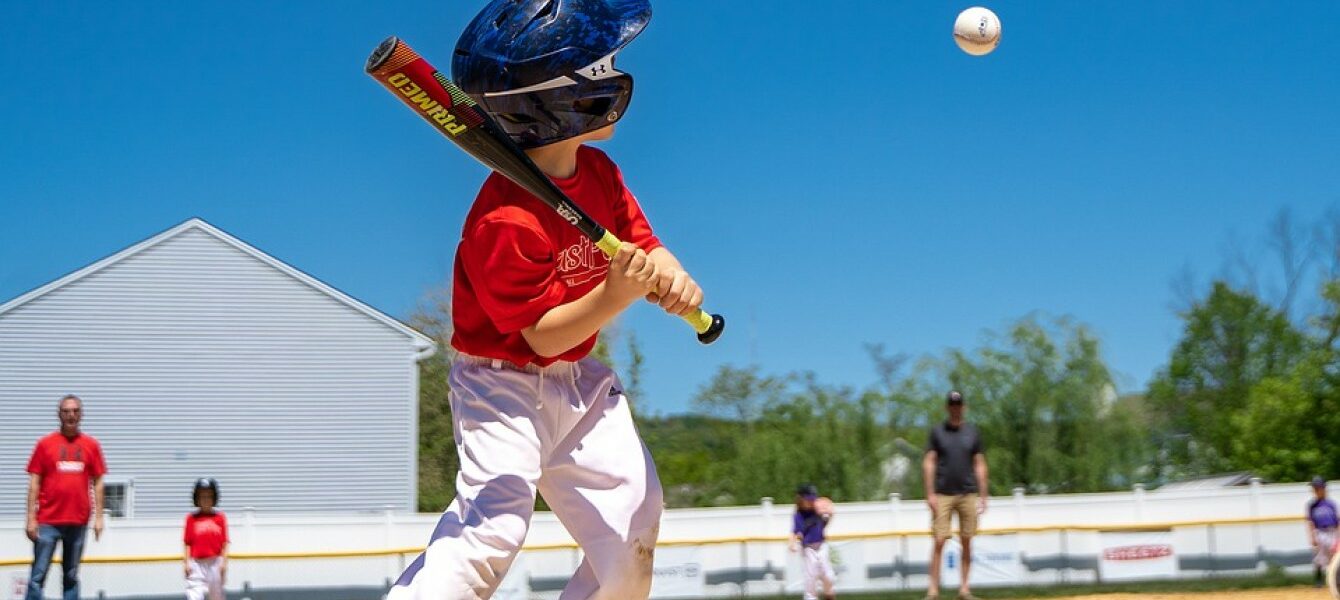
[183,478,228,600]
[388,1,708,598]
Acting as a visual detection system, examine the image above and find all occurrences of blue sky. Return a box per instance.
[3,1,1338,413]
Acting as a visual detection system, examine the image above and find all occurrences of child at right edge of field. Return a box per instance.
[1308,476,1338,587]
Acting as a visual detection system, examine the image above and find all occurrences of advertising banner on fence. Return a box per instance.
[650,546,706,598]
[941,534,1025,586]
[1099,530,1177,582]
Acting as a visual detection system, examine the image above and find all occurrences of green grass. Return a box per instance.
[727,571,1316,599]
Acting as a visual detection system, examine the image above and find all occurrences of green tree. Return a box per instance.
[691,365,787,425]
[712,374,883,504]
[679,365,888,505]
[863,349,942,499]
[640,414,748,507]
[624,330,646,402]
[939,316,1145,494]
[651,316,1145,507]
[1147,282,1309,476]
[1232,359,1328,481]
[407,286,457,512]
[1233,281,1340,481]
[590,327,617,368]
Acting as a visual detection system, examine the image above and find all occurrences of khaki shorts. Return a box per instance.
[932,494,979,540]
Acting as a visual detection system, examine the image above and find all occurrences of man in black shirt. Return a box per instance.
[922,390,989,600]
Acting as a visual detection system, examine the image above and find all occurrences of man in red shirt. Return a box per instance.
[25,394,107,600]
[389,1,708,599]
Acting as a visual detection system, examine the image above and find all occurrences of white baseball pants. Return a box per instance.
[802,543,835,600]
[388,356,664,600]
[1317,529,1338,568]
[185,557,224,600]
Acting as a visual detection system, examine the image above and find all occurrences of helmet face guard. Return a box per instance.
[480,65,633,148]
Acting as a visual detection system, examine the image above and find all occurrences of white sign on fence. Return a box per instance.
[650,546,705,598]
[1099,530,1177,582]
[830,540,865,589]
[941,534,1025,586]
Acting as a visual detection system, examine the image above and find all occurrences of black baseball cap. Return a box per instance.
[797,484,818,499]
[946,391,965,405]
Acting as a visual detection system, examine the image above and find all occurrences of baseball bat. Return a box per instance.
[365,36,724,344]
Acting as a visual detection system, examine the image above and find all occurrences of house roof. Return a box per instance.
[0,218,436,355]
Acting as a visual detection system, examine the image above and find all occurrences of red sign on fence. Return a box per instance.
[1104,544,1174,561]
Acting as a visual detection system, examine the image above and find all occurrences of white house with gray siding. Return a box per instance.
[0,218,435,517]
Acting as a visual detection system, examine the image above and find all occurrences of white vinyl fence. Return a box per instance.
[1,480,1325,599]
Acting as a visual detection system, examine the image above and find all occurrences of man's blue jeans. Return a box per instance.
[27,524,86,600]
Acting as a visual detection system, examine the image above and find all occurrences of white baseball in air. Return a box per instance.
[953,6,1001,56]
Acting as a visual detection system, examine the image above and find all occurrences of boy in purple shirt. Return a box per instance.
[789,484,835,600]
[1308,476,1338,587]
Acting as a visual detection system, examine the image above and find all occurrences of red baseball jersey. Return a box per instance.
[184,511,229,559]
[26,432,107,526]
[451,145,661,366]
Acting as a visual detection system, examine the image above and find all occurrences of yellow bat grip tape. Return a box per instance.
[683,308,714,334]
[595,230,622,256]
[594,231,713,335]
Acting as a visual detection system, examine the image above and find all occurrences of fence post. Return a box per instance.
[242,506,256,600]
[1248,477,1263,568]
[761,496,776,596]
[1059,528,1070,585]
[900,533,910,591]
[889,493,901,528]
[740,539,749,598]
[384,506,397,582]
[1211,522,1222,578]
[1012,487,1025,530]
[889,493,901,588]
[1132,483,1146,524]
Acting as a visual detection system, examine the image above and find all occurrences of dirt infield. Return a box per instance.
[1033,586,1326,600]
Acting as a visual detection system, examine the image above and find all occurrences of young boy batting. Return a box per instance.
[388,1,706,598]
[789,484,836,600]
[183,478,227,600]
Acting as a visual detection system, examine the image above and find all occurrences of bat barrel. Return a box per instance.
[365,36,401,73]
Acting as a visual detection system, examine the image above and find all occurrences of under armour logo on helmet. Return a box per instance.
[579,54,622,81]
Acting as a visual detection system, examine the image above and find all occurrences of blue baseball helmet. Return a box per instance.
[452,0,652,148]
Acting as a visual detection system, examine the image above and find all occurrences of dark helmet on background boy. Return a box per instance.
[452,0,651,148]
[192,477,220,507]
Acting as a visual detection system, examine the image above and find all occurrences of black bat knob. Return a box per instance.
[697,314,726,345]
